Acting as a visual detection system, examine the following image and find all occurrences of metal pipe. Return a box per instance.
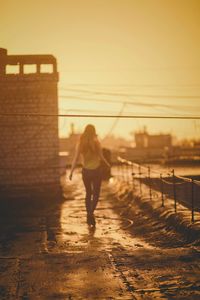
[172,169,177,212]
[132,163,135,190]
[191,179,194,223]
[160,174,164,207]
[139,165,142,196]
[148,166,152,200]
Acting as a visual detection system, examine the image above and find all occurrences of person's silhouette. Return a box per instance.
[69,124,110,226]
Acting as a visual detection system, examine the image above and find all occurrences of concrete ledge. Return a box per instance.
[110,178,200,242]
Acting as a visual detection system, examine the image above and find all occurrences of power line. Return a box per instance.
[60,108,120,114]
[59,95,199,115]
[59,95,198,111]
[60,83,200,87]
[0,113,200,119]
[60,94,118,104]
[60,66,200,72]
[60,87,200,99]
[60,107,181,117]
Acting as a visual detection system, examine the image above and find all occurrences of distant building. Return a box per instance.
[148,134,172,148]
[135,129,172,149]
[59,123,81,167]
[135,131,148,148]
[59,123,80,152]
[102,134,131,149]
[118,129,172,163]
[167,145,200,164]
[119,146,166,163]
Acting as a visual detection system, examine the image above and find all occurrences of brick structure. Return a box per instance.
[0,48,61,199]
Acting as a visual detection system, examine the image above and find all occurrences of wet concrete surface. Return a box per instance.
[0,174,200,299]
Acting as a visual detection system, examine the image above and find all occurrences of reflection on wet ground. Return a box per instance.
[0,174,200,299]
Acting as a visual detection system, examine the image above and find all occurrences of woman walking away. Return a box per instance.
[69,124,110,226]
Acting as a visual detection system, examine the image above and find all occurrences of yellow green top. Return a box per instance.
[81,150,101,170]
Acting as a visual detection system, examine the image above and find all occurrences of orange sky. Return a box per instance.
[1,0,200,140]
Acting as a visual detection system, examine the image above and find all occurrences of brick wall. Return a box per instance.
[0,50,61,196]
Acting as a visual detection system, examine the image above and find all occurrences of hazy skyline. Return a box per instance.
[1,0,200,139]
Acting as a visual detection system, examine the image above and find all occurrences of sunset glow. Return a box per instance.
[1,0,200,139]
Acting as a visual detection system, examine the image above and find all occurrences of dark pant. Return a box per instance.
[82,167,102,215]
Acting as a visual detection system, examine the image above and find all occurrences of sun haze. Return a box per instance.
[1,0,200,139]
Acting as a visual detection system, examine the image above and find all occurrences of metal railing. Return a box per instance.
[115,156,200,223]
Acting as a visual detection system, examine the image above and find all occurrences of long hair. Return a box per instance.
[79,124,98,154]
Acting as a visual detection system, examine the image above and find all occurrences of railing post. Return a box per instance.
[126,163,129,183]
[172,169,177,212]
[191,179,194,223]
[120,162,123,181]
[148,166,152,200]
[116,163,119,179]
[120,163,123,181]
[120,163,123,180]
[160,173,164,207]
[139,165,142,196]
[124,163,126,182]
[122,163,126,182]
[131,163,135,190]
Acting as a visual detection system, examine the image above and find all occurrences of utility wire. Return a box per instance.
[0,113,200,119]
[60,108,121,114]
[59,83,200,88]
[59,95,198,111]
[59,87,200,99]
[60,105,169,117]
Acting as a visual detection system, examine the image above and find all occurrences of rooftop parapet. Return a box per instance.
[0,48,58,77]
